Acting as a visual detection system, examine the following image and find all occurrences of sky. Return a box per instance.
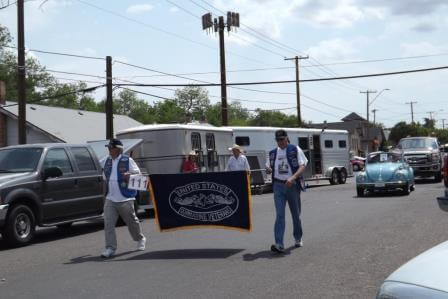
[1,0,447,128]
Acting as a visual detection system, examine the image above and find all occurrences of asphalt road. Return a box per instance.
[1,178,447,299]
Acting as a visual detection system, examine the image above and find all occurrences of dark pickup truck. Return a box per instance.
[0,144,105,246]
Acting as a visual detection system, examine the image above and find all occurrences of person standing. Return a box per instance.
[225,144,251,173]
[101,138,146,258]
[181,150,199,173]
[266,130,308,253]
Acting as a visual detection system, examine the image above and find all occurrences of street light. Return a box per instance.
[369,88,390,106]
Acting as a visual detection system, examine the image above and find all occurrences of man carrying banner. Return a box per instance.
[100,138,146,258]
[266,129,308,253]
[225,144,251,173]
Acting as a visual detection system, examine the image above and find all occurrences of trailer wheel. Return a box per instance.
[329,169,340,185]
[338,169,347,184]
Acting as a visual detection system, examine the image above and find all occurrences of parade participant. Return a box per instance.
[265,129,308,253]
[181,150,199,173]
[225,144,251,173]
[101,138,146,258]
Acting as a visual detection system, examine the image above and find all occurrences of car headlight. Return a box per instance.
[356,172,367,183]
[432,153,440,162]
[377,281,448,298]
[394,171,406,181]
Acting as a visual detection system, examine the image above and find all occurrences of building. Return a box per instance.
[0,99,142,146]
[313,112,385,157]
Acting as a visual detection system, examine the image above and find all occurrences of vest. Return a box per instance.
[104,155,137,198]
[269,144,305,191]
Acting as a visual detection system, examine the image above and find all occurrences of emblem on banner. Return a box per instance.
[168,182,239,222]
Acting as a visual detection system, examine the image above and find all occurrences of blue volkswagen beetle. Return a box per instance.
[356,151,415,197]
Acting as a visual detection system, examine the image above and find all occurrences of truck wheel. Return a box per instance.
[338,169,347,184]
[329,169,340,185]
[3,204,36,247]
[357,187,364,197]
[435,172,442,183]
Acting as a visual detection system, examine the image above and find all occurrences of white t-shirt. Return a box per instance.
[271,146,308,181]
[225,154,251,171]
[101,154,141,202]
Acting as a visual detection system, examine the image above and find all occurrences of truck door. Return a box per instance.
[298,137,313,178]
[40,148,79,222]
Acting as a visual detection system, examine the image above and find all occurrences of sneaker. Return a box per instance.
[101,248,115,258]
[270,244,285,254]
[295,239,303,248]
[137,237,146,251]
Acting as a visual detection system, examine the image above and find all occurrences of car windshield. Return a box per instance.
[399,138,437,149]
[0,147,43,172]
[367,152,402,164]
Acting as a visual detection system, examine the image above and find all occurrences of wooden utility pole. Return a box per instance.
[285,55,308,126]
[106,56,113,139]
[218,16,228,126]
[405,101,417,124]
[17,0,26,144]
[441,118,446,129]
[360,90,377,154]
[372,109,378,125]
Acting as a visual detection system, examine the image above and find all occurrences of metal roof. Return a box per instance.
[229,126,348,134]
[1,102,143,143]
[117,123,233,135]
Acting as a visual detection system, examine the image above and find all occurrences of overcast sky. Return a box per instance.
[1,0,447,128]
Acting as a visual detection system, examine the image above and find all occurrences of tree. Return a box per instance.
[174,86,210,121]
[423,117,435,129]
[205,101,250,126]
[249,109,299,127]
[153,99,184,123]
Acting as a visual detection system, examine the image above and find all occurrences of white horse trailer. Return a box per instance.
[116,124,233,210]
[230,126,352,187]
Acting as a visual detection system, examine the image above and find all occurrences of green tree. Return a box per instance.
[423,117,436,129]
[153,99,184,123]
[174,86,210,121]
[205,101,250,126]
[249,109,299,127]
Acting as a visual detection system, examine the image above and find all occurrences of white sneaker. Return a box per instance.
[137,237,146,251]
[295,239,303,248]
[101,248,115,258]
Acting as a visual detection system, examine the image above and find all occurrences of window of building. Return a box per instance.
[235,136,250,146]
[191,132,202,150]
[338,140,347,148]
[71,147,96,171]
[324,140,333,148]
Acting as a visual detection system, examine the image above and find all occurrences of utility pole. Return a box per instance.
[360,90,377,154]
[106,56,113,139]
[371,109,378,125]
[441,118,446,129]
[405,101,417,124]
[427,111,435,121]
[202,12,239,126]
[284,55,309,126]
[17,0,26,144]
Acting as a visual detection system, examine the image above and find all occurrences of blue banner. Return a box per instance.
[149,171,252,232]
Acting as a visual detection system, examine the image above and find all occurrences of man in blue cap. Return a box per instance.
[100,138,146,258]
[266,129,308,253]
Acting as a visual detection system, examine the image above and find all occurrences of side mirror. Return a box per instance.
[43,167,63,181]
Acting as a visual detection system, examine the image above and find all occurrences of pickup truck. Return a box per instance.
[0,143,105,246]
[396,136,442,182]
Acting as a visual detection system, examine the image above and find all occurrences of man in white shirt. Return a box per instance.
[100,138,146,258]
[265,130,308,253]
[225,144,251,173]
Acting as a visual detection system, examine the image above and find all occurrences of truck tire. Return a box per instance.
[435,172,442,183]
[329,169,340,185]
[338,169,347,184]
[3,204,36,247]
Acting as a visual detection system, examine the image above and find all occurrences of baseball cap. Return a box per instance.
[275,129,288,140]
[106,138,123,149]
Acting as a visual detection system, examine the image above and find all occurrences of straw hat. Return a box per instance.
[188,150,197,156]
[228,144,242,152]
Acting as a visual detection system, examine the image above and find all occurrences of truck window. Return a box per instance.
[71,147,97,172]
[191,132,201,150]
[338,140,347,148]
[0,147,42,172]
[235,136,250,146]
[324,140,333,148]
[43,148,73,174]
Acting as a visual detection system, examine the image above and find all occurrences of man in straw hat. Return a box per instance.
[182,150,199,173]
[225,144,251,172]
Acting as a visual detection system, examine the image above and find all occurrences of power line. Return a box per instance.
[3,45,105,60]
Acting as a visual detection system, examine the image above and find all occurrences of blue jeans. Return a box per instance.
[273,181,302,248]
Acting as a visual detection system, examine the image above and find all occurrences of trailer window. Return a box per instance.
[206,133,216,150]
[191,132,201,150]
[235,136,250,146]
[324,140,333,148]
[338,140,347,148]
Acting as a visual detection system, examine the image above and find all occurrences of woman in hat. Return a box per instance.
[225,144,251,173]
[181,150,199,173]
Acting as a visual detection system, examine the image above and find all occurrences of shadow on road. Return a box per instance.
[243,245,299,261]
[125,248,244,260]
[65,250,136,264]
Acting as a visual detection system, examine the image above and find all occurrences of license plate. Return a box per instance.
[375,183,385,187]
